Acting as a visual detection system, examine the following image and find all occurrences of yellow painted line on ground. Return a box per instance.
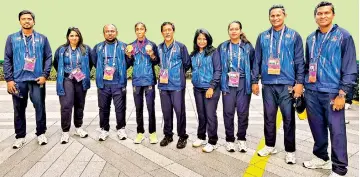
[352,100,359,105]
[243,110,283,177]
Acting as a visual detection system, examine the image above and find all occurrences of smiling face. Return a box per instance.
[196,33,208,51]
[228,22,241,41]
[68,30,79,47]
[315,5,335,28]
[19,14,35,30]
[269,8,286,29]
[161,24,174,43]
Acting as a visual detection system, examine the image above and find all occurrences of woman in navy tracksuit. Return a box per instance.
[218,21,255,153]
[190,28,221,153]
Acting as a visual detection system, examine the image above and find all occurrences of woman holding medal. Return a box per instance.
[54,27,93,144]
[217,21,255,153]
[190,29,221,153]
[125,22,160,144]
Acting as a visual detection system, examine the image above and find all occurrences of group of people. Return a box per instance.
[2,1,357,177]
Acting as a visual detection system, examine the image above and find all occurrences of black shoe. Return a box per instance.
[176,137,187,149]
[160,136,173,146]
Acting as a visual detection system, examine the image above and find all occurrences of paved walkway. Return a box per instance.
[0,81,358,177]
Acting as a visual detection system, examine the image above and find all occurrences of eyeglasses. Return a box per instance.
[68,26,79,30]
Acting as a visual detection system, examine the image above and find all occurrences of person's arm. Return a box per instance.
[339,34,357,94]
[209,49,221,89]
[87,46,94,70]
[42,37,52,79]
[53,47,60,72]
[150,42,160,65]
[181,44,191,72]
[91,44,98,68]
[293,32,305,84]
[304,37,310,77]
[252,35,262,84]
[3,36,14,82]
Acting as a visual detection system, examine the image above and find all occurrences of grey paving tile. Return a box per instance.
[80,161,106,177]
[148,168,178,177]
[100,163,120,177]
[178,157,227,177]
[61,161,88,177]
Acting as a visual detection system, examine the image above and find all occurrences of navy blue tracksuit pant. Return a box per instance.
[13,81,47,139]
[305,90,348,176]
[59,77,87,132]
[222,78,251,142]
[133,85,156,134]
[262,84,295,152]
[160,89,188,138]
[193,87,220,145]
[97,84,126,131]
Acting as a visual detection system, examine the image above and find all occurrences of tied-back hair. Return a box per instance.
[190,28,216,57]
[227,20,251,44]
[63,27,86,56]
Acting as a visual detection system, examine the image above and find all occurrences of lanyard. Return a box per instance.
[160,40,176,69]
[311,25,334,60]
[270,27,285,58]
[68,47,81,68]
[104,41,117,67]
[22,33,35,58]
[229,41,242,72]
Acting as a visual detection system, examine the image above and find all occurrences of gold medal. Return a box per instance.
[126,45,133,53]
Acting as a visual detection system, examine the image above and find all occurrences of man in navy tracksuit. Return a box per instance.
[157,22,191,149]
[252,5,304,164]
[126,22,160,144]
[3,10,52,149]
[92,24,130,141]
[302,2,357,177]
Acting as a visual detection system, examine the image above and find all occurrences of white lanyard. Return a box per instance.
[160,40,176,69]
[310,25,334,60]
[22,33,36,58]
[229,41,242,71]
[270,27,285,58]
[104,41,117,67]
[68,47,80,68]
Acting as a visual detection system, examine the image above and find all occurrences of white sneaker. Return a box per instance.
[75,128,88,138]
[117,128,127,140]
[37,134,48,145]
[237,140,248,153]
[345,103,351,110]
[192,139,207,147]
[13,138,26,149]
[329,172,344,177]
[226,142,236,152]
[257,146,277,157]
[202,143,218,153]
[98,130,109,141]
[61,132,70,144]
[285,152,296,164]
[303,156,331,169]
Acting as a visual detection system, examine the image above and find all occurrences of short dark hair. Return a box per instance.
[134,22,147,32]
[161,22,175,32]
[269,4,286,15]
[103,24,118,34]
[314,1,335,16]
[18,10,35,21]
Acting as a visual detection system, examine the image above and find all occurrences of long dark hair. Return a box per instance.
[227,21,251,44]
[63,27,86,55]
[190,28,216,57]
